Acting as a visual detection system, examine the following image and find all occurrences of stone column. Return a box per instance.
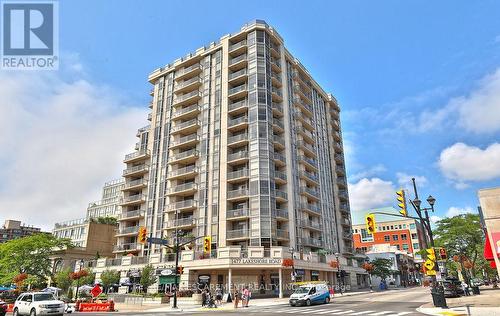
[279,268,283,298]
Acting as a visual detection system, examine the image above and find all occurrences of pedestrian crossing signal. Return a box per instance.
[396,189,407,217]
[138,226,147,244]
[365,214,376,234]
[203,236,211,253]
[176,266,184,275]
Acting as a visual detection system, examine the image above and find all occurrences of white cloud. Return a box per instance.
[438,142,500,186]
[417,68,500,134]
[430,215,442,224]
[348,178,396,212]
[350,164,387,182]
[395,172,428,191]
[446,206,475,218]
[0,62,148,231]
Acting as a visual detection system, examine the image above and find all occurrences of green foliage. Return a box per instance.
[73,269,95,286]
[67,287,74,300]
[54,268,73,294]
[91,217,118,225]
[100,270,120,292]
[140,264,156,292]
[0,233,72,285]
[369,258,393,280]
[433,214,484,274]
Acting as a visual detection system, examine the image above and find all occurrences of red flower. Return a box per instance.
[282,258,294,267]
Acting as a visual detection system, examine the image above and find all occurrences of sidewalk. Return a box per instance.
[417,287,500,316]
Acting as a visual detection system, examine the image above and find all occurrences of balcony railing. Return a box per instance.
[227,151,248,162]
[228,99,248,112]
[270,57,281,69]
[113,243,140,252]
[228,84,247,96]
[119,209,145,220]
[302,237,323,247]
[275,209,288,219]
[302,220,322,230]
[273,135,285,147]
[275,190,288,200]
[168,165,198,178]
[171,119,200,133]
[171,134,199,147]
[172,104,200,118]
[167,182,197,194]
[167,199,197,210]
[227,188,249,199]
[273,119,284,130]
[299,155,318,169]
[300,170,319,183]
[301,203,321,215]
[227,229,249,239]
[274,170,287,182]
[228,133,248,144]
[227,208,249,218]
[301,186,320,199]
[123,178,147,189]
[121,194,146,204]
[298,140,316,154]
[229,40,247,52]
[227,169,249,180]
[273,152,286,164]
[176,63,201,77]
[271,87,283,98]
[169,149,199,162]
[294,97,313,114]
[117,226,140,235]
[173,90,201,105]
[166,217,196,227]
[276,229,289,239]
[175,76,201,91]
[124,149,150,162]
[228,68,247,80]
[228,116,248,127]
[272,102,283,113]
[229,54,247,66]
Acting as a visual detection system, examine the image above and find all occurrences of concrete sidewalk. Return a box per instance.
[417,286,500,316]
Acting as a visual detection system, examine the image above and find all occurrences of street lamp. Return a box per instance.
[334,252,343,295]
[288,247,296,281]
[364,258,373,292]
[75,259,84,300]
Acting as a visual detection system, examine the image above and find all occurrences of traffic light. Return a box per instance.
[438,248,447,260]
[396,189,407,217]
[365,214,376,234]
[138,226,147,244]
[203,236,211,253]
[426,248,436,261]
[176,266,184,275]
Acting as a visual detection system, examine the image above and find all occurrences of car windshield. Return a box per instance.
[294,287,311,294]
[34,293,55,301]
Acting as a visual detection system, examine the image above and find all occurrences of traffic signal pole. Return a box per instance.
[173,229,180,309]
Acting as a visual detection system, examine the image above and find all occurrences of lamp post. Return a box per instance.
[75,259,84,300]
[288,247,296,281]
[364,258,373,292]
[335,252,343,295]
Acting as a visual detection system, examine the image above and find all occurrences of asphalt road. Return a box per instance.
[78,287,431,315]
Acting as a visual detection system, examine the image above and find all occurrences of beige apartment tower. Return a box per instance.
[109,20,365,295]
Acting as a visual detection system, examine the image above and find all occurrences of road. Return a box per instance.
[80,287,431,315]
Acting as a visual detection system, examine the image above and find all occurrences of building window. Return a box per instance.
[392,235,399,241]
[402,244,409,250]
[410,223,416,229]
[401,234,407,240]
[413,243,420,249]
[361,228,373,242]
[384,235,390,242]
[396,245,400,250]
[411,233,418,239]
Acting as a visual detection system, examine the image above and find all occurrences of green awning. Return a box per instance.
[159,276,179,285]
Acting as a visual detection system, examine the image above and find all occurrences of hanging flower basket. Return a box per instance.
[362,262,373,271]
[282,258,294,267]
[464,261,473,269]
[452,255,459,262]
[329,260,339,269]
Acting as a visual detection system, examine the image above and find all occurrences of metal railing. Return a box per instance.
[229,54,247,65]
[271,87,283,97]
[175,76,201,90]
[274,171,287,182]
[169,149,199,162]
[276,229,289,239]
[228,99,248,112]
[227,169,249,180]
[173,90,201,104]
[228,84,247,96]
[227,188,249,199]
[124,149,150,161]
[167,199,197,210]
[299,155,318,168]
[166,217,195,227]
[171,119,200,132]
[229,40,247,52]
[167,183,197,194]
[227,229,249,239]
[300,170,319,183]
[121,194,146,203]
[119,209,145,219]
[227,208,249,218]
[124,178,147,189]
[301,186,320,199]
[172,104,200,118]
[273,119,284,129]
[301,203,321,215]
[176,63,201,77]
[168,165,198,178]
[116,226,140,235]
[272,102,283,113]
[228,151,248,162]
[298,140,316,153]
[294,97,313,114]
[273,152,286,164]
[228,116,248,127]
[275,209,288,219]
[302,237,322,247]
[228,133,248,144]
[270,57,281,68]
[228,68,247,80]
[273,135,285,147]
[275,190,288,200]
[171,133,199,146]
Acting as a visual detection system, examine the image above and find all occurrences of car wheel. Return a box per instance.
[325,296,330,304]
[30,308,36,316]
[13,308,19,316]
[305,299,311,306]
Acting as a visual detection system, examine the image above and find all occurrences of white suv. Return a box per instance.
[13,292,64,316]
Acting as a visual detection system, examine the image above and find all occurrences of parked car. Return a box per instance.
[471,278,484,286]
[445,277,464,295]
[0,299,7,316]
[443,280,460,298]
[13,292,64,316]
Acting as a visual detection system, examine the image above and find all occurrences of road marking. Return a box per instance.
[348,312,375,315]
[335,311,355,315]
[367,312,395,315]
[317,309,341,314]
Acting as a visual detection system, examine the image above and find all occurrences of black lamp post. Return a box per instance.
[289,247,296,281]
[364,257,373,292]
[75,259,84,300]
[335,252,343,294]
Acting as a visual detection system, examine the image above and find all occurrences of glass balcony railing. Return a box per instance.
[176,63,201,77]
[273,135,285,147]
[229,40,247,52]
[228,68,247,80]
[273,152,286,164]
[167,199,197,210]
[169,149,199,162]
[121,194,146,204]
[228,133,248,144]
[171,119,200,133]
[227,169,249,180]
[276,229,289,239]
[227,151,248,162]
[167,183,198,194]
[301,203,321,215]
[113,243,139,252]
[300,170,319,183]
[167,165,198,178]
[228,99,248,112]
[117,226,140,235]
[227,208,249,218]
[123,178,147,189]
[175,76,201,90]
[170,134,199,147]
[173,90,201,105]
[228,116,248,127]
[228,84,247,96]
[275,190,288,200]
[119,209,145,220]
[301,186,320,199]
[227,188,249,199]
[275,209,288,219]
[172,104,200,118]
[227,229,249,239]
[274,171,287,182]
[299,155,318,168]
[229,54,247,66]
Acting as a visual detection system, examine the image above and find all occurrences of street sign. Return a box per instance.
[90,285,102,298]
[424,260,435,271]
[426,248,436,261]
[147,237,169,245]
[160,269,174,276]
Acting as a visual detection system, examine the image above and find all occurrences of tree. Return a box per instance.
[54,268,73,295]
[140,265,156,293]
[72,269,95,286]
[0,234,72,286]
[433,214,484,278]
[370,258,393,281]
[100,270,120,293]
[91,217,118,225]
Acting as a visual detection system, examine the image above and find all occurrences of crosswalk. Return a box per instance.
[240,306,416,316]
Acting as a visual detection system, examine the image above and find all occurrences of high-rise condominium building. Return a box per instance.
[110,20,364,294]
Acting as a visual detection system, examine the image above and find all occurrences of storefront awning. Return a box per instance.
[159,276,179,285]
[484,234,494,260]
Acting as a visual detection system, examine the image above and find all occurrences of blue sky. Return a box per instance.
[2,0,500,228]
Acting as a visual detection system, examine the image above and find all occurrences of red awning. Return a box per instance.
[484,233,495,260]
[491,260,497,269]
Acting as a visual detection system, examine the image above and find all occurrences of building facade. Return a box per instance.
[107,20,362,296]
[86,179,124,219]
[351,207,426,262]
[0,220,42,243]
[478,187,500,277]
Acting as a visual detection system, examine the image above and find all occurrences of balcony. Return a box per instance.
[271,73,282,87]
[228,84,248,99]
[343,231,353,240]
[172,90,202,107]
[150,88,154,96]
[227,188,249,201]
[273,135,285,149]
[166,183,198,196]
[227,169,249,182]
[170,134,200,149]
[271,87,283,102]
[227,133,248,147]
[273,152,286,166]
[298,140,316,156]
[340,217,351,227]
[229,40,247,55]
[227,229,249,240]
[228,115,248,131]
[337,177,347,188]
[123,164,149,177]
[274,170,287,184]
[270,57,281,71]
[299,170,319,184]
[335,153,344,164]
[336,168,346,177]
[275,190,288,202]
[300,186,320,200]
[333,131,341,141]
[272,119,284,132]
[331,109,340,120]
[295,110,314,130]
[172,104,201,120]
[226,208,250,220]
[147,113,152,121]
[294,98,313,117]
[119,209,145,220]
[299,155,318,171]
[275,209,289,220]
[272,102,284,116]
[168,149,199,164]
[167,165,198,180]
[227,150,248,164]
[270,42,281,56]
[229,54,247,70]
[339,203,349,215]
[294,84,313,103]
[293,71,311,91]
[116,225,140,236]
[120,194,147,206]
[297,126,315,143]
[149,101,153,109]
[113,242,140,253]
[334,143,343,153]
[332,119,340,131]
[174,76,202,94]
[171,119,200,135]
[136,125,151,137]
[166,199,198,212]
[302,237,323,247]
[301,220,322,231]
[228,99,248,114]
[338,190,349,201]
[123,178,148,191]
[228,68,247,84]
[175,63,202,81]
[165,217,196,229]
[301,203,321,216]
[276,229,289,240]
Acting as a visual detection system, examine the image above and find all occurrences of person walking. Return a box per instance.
[462,282,470,296]
[243,286,251,307]
[233,289,240,308]
[215,286,223,306]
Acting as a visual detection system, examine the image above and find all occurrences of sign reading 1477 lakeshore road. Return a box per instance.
[231,258,282,265]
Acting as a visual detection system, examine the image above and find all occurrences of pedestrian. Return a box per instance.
[462,282,470,296]
[243,286,251,307]
[233,289,240,308]
[201,289,207,307]
[216,286,223,306]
